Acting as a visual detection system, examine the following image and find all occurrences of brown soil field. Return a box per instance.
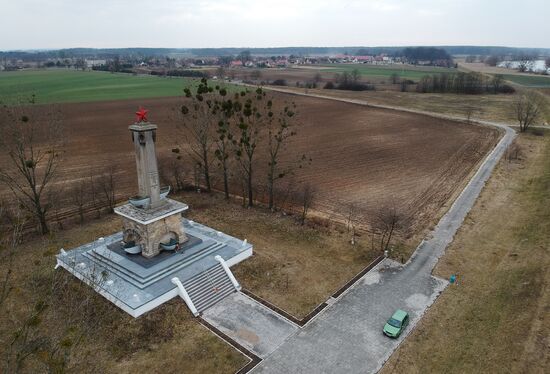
[7,93,500,239]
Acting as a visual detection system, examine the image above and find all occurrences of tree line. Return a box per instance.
[174,78,310,210]
[416,72,515,94]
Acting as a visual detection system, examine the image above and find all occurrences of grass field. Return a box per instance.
[0,187,381,371]
[0,69,200,104]
[381,131,550,373]
[0,216,248,373]
[318,64,457,81]
[502,73,550,88]
[184,192,380,318]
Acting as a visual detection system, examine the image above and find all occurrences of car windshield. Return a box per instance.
[388,318,402,328]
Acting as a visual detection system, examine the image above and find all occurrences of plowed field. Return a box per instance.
[13,93,500,236]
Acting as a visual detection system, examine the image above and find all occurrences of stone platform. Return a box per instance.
[56,218,253,317]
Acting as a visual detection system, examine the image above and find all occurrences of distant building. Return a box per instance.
[86,59,107,68]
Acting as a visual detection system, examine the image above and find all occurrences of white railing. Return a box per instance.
[215,255,241,291]
[171,277,199,316]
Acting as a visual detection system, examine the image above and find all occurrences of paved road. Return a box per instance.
[202,292,299,357]
[248,94,516,373]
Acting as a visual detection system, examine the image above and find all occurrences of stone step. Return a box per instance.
[183,266,226,291]
[83,242,225,289]
[191,281,234,309]
[88,240,223,281]
[182,263,237,313]
[195,287,235,313]
[188,275,233,304]
[84,241,223,280]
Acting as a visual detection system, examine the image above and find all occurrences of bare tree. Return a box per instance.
[216,66,226,80]
[69,179,88,224]
[374,206,402,252]
[97,164,117,213]
[0,100,64,234]
[1,243,110,373]
[516,53,535,72]
[179,79,215,192]
[464,106,475,124]
[88,169,101,219]
[514,92,543,132]
[233,88,271,207]
[250,70,262,82]
[158,152,187,192]
[47,183,66,230]
[266,101,302,210]
[298,183,315,225]
[313,72,323,86]
[0,203,25,308]
[491,74,504,93]
[343,203,362,245]
[214,87,235,199]
[390,73,400,84]
[350,69,361,85]
[505,142,522,161]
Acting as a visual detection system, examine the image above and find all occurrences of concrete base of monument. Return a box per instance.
[56,218,253,318]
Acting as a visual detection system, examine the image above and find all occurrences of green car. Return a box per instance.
[383,309,409,338]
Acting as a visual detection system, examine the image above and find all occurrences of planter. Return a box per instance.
[123,241,142,254]
[160,238,178,251]
[129,186,171,208]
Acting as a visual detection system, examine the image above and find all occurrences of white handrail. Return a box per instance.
[171,277,199,316]
[215,255,241,291]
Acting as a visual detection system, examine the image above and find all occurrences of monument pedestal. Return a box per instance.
[58,108,253,318]
[115,198,189,258]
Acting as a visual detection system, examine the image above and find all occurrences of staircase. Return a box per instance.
[181,262,237,313]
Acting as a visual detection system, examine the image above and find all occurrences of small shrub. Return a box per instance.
[324,81,335,89]
[529,128,545,137]
[500,84,516,94]
[272,79,287,86]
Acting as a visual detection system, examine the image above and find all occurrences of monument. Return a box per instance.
[56,108,253,317]
[114,107,187,258]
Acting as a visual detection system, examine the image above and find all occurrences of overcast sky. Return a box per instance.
[2,0,548,50]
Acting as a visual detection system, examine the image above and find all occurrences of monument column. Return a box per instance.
[115,107,188,258]
[130,107,161,208]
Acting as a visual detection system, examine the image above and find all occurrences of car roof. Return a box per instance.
[392,309,408,320]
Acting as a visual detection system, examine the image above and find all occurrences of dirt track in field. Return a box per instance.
[21,93,500,236]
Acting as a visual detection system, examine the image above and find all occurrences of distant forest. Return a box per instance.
[1,46,549,60]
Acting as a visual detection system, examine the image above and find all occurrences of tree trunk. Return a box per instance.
[203,148,211,192]
[247,166,253,207]
[268,162,275,210]
[268,181,274,210]
[223,161,229,199]
[38,210,49,235]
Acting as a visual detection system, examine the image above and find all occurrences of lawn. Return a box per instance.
[501,73,550,88]
[318,64,457,81]
[0,188,381,372]
[0,69,201,104]
[0,216,248,373]
[183,193,381,318]
[381,131,550,373]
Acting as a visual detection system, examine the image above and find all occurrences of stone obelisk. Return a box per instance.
[114,108,188,258]
[130,119,161,208]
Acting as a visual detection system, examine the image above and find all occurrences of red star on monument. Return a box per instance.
[135,107,149,122]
